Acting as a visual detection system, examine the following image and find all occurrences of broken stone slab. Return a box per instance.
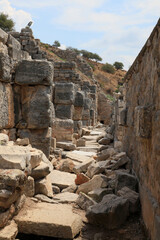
[14,199,82,239]
[86,194,129,229]
[61,184,78,193]
[31,162,50,180]
[117,187,140,213]
[86,160,110,178]
[35,176,53,198]
[41,153,53,172]
[55,192,78,203]
[75,173,90,185]
[73,159,93,174]
[97,148,116,161]
[76,192,96,211]
[15,60,53,85]
[88,188,113,202]
[98,136,112,145]
[0,220,18,240]
[111,152,130,170]
[115,171,138,192]
[0,145,31,170]
[35,194,59,204]
[66,150,95,163]
[56,141,76,151]
[49,170,76,190]
[0,134,9,146]
[77,174,108,194]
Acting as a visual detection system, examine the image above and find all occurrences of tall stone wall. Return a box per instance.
[0,27,54,157]
[114,19,160,240]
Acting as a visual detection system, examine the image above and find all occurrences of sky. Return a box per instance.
[0,0,159,70]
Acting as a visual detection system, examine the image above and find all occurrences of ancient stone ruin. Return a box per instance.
[0,19,159,240]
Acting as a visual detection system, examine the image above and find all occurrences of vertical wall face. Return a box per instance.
[120,20,160,240]
[0,27,54,157]
[52,62,97,141]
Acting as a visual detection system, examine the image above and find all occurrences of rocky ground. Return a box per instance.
[0,126,147,240]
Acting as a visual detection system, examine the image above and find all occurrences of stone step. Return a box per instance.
[66,150,95,163]
[14,199,82,239]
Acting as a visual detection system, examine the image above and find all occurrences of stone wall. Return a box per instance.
[0,27,54,157]
[114,19,160,240]
[52,62,97,141]
[98,92,112,125]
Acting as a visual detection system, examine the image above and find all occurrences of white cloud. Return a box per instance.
[0,0,32,31]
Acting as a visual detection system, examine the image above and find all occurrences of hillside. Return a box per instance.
[40,42,126,97]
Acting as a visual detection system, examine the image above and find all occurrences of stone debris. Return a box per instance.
[14,199,82,239]
[86,194,129,229]
[76,192,96,210]
[75,173,90,185]
[56,141,76,151]
[0,220,18,240]
[54,192,78,203]
[49,170,76,190]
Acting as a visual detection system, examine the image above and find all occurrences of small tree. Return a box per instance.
[53,40,61,47]
[101,63,115,74]
[113,61,124,70]
[0,13,15,32]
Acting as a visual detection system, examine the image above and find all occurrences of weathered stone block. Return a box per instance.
[82,109,90,120]
[74,91,85,107]
[15,60,53,85]
[84,98,92,110]
[17,128,51,157]
[55,105,73,119]
[119,108,127,126]
[52,119,74,141]
[21,85,53,129]
[7,34,22,61]
[0,82,14,129]
[73,107,83,120]
[54,83,75,104]
[0,53,12,82]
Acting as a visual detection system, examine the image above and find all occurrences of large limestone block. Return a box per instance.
[35,176,53,198]
[15,60,53,85]
[0,220,18,240]
[0,83,14,129]
[55,192,78,203]
[21,85,53,129]
[73,107,83,121]
[54,82,75,104]
[52,119,74,141]
[18,128,51,157]
[56,141,76,151]
[55,104,74,119]
[74,91,85,107]
[49,170,76,190]
[15,199,82,239]
[0,145,31,170]
[86,194,129,229]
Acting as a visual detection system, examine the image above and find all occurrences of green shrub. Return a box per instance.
[0,13,15,32]
[113,61,124,70]
[101,63,115,74]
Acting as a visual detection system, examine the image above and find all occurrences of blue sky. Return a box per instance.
[0,0,159,69]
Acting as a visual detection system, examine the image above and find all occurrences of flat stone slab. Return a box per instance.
[49,170,76,189]
[0,220,18,240]
[66,150,95,163]
[14,199,82,239]
[90,131,104,136]
[55,192,78,203]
